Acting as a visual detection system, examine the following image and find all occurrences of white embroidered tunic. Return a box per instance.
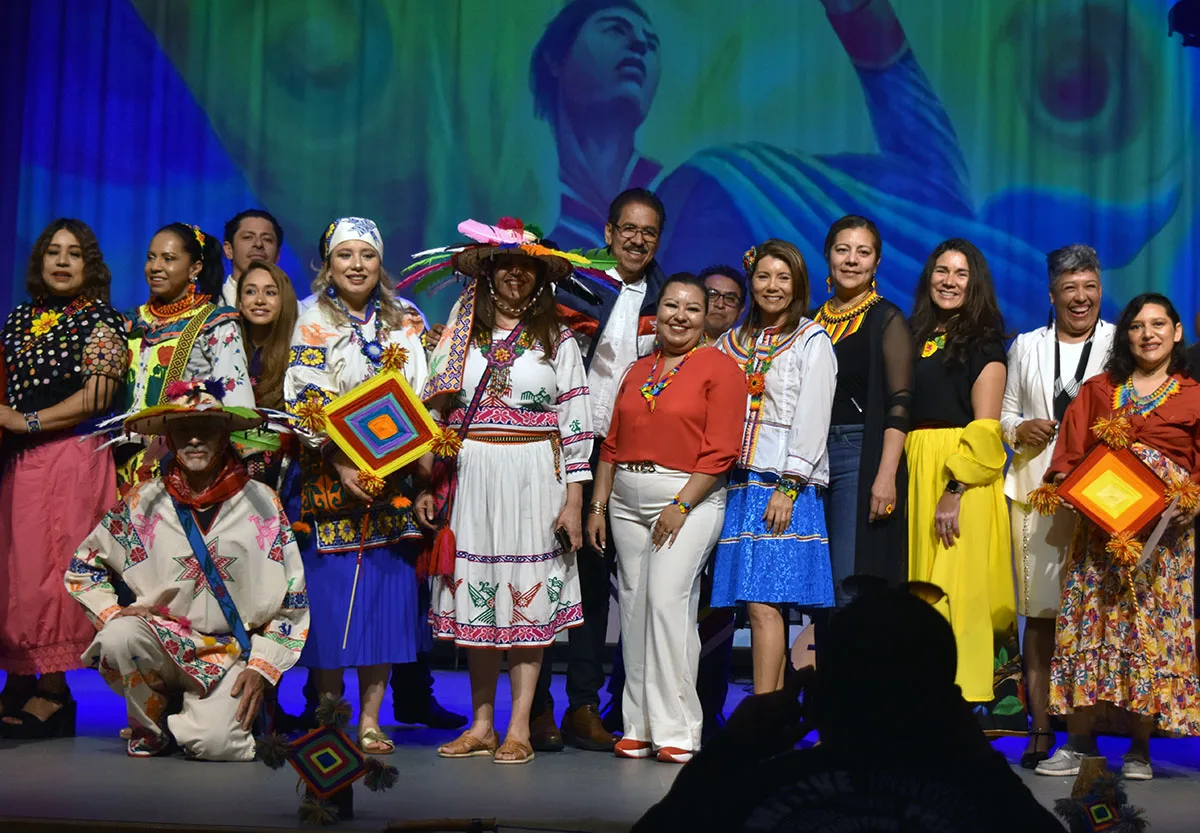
[65,479,309,691]
[717,320,838,486]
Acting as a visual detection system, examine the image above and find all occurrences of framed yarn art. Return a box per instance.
[1057,443,1167,537]
[323,369,439,479]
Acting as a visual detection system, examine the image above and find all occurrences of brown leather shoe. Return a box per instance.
[529,706,564,753]
[561,704,616,751]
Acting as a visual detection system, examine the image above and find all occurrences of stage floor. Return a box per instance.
[2,668,1199,831]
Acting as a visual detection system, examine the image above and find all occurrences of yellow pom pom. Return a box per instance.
[1105,531,1141,568]
[1165,475,1200,516]
[430,427,463,459]
[291,390,328,435]
[380,345,409,373]
[357,471,386,498]
[1091,413,1131,449]
[1027,483,1062,516]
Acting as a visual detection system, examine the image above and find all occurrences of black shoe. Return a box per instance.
[1020,729,1056,770]
[393,697,468,730]
[1,689,76,740]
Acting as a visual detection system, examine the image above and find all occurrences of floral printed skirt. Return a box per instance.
[1049,444,1200,736]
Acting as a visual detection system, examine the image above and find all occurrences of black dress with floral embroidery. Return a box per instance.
[1,294,127,422]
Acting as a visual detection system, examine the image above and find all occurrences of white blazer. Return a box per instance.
[1001,320,1115,502]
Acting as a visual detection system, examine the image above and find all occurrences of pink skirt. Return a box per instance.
[0,433,115,674]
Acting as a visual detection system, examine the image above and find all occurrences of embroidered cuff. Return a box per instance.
[96,605,122,629]
[247,657,282,685]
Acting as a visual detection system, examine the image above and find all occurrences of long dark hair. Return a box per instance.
[909,239,1006,366]
[156,222,224,302]
[237,261,299,410]
[471,255,562,359]
[737,238,809,346]
[26,218,113,302]
[1105,293,1190,383]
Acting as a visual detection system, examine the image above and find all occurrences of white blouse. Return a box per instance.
[717,319,838,487]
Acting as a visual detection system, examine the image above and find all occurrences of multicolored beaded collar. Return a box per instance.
[1112,376,1180,417]
[640,346,700,412]
[814,289,881,345]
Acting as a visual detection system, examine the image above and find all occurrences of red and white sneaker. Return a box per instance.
[656,746,694,764]
[614,738,654,759]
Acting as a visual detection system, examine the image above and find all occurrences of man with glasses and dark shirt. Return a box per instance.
[700,264,746,341]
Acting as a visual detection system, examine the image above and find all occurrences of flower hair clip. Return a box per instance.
[319,221,336,261]
[188,224,206,250]
[743,246,757,275]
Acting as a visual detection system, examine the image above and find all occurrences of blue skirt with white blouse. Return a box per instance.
[710,469,834,608]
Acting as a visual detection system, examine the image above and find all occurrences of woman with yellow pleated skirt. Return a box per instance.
[904,239,1026,735]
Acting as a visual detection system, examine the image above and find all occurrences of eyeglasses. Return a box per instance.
[706,288,742,307]
[614,224,660,242]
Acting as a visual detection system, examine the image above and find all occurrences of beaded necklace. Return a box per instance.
[147,286,207,321]
[920,332,946,358]
[640,346,700,412]
[1112,376,1180,417]
[744,328,782,402]
[814,289,880,344]
[478,326,533,397]
[331,292,384,365]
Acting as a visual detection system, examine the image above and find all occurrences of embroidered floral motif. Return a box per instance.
[921,333,946,358]
[29,310,62,337]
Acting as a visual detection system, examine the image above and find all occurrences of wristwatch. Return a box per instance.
[23,411,41,434]
[944,479,965,495]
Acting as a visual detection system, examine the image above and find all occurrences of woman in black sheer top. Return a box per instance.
[813,216,912,604]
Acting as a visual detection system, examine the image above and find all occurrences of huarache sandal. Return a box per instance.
[437,729,498,758]
[357,726,395,755]
[494,738,535,765]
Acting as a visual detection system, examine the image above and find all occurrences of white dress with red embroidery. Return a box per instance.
[430,328,593,648]
[65,478,309,692]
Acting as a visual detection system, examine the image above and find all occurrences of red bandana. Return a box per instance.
[164,454,250,508]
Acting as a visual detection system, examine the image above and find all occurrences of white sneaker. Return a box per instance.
[1035,746,1085,776]
[1121,755,1153,781]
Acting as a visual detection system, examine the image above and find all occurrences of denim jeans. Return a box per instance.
[825,425,864,608]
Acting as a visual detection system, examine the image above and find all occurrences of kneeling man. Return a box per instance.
[66,380,308,759]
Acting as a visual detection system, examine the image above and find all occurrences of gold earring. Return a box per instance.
[825,275,832,292]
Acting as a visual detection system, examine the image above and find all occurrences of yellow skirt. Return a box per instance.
[906,427,1019,710]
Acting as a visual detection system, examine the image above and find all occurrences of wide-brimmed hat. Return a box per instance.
[398,217,591,294]
[124,380,266,436]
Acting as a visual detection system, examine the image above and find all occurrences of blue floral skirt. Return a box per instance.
[710,469,833,608]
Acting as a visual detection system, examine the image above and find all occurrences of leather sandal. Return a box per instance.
[494,738,535,765]
[357,726,395,755]
[1020,729,1056,770]
[437,730,498,758]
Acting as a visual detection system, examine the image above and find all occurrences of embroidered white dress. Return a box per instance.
[430,328,592,648]
[711,321,838,607]
[284,300,430,668]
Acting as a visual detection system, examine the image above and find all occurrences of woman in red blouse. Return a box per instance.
[586,274,744,764]
[1034,293,1200,780]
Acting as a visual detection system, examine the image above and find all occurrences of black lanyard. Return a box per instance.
[1052,328,1095,422]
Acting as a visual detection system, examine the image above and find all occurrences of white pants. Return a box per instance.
[609,467,726,751]
[90,616,255,761]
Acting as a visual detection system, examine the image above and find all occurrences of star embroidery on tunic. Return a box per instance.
[173,541,236,600]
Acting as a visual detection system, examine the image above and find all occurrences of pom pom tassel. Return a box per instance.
[391,495,412,510]
[379,345,409,373]
[1105,532,1141,568]
[1028,483,1063,516]
[256,732,292,770]
[314,694,353,729]
[1091,413,1132,449]
[417,526,457,581]
[1165,475,1200,516]
[298,796,338,826]
[430,427,463,459]
[363,757,399,792]
[291,391,328,435]
[357,471,386,498]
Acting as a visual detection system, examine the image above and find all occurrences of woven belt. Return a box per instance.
[468,430,562,481]
[618,460,659,473]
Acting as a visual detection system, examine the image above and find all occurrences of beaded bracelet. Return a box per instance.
[671,495,692,515]
[775,477,801,501]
